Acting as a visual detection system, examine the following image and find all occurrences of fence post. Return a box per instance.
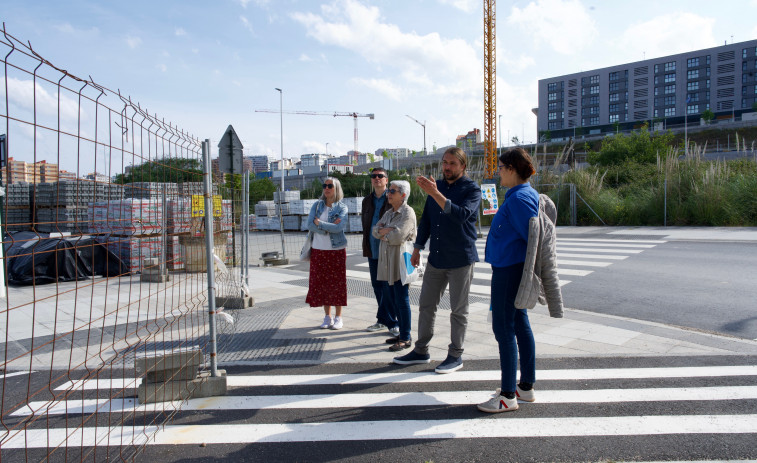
[202,139,219,378]
[242,171,249,293]
[664,177,667,227]
[569,183,576,226]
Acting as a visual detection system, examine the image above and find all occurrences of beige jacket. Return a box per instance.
[514,194,564,318]
[372,204,417,284]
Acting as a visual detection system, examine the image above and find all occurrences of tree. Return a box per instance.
[114,157,203,184]
[411,150,417,157]
[368,153,376,163]
[587,123,676,166]
[249,177,277,204]
[701,108,715,124]
[511,135,520,145]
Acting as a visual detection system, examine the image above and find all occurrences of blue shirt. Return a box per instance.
[369,192,387,258]
[485,183,539,268]
[414,176,481,269]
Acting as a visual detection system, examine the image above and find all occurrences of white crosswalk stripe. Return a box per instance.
[7,362,757,449]
[348,236,665,292]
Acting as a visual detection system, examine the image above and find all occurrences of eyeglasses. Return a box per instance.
[387,188,399,194]
[370,174,386,179]
[322,184,334,189]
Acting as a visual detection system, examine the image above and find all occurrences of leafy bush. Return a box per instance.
[588,124,676,166]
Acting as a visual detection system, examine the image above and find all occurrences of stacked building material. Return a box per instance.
[125,182,179,200]
[166,235,184,270]
[179,182,218,197]
[88,199,162,235]
[103,235,163,274]
[36,207,90,233]
[166,199,191,234]
[254,201,276,216]
[273,190,300,203]
[283,215,300,231]
[4,182,32,231]
[348,215,363,233]
[341,197,361,215]
[289,199,317,215]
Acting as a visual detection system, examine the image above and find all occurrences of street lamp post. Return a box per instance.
[275,87,287,260]
[325,142,329,157]
[405,114,426,156]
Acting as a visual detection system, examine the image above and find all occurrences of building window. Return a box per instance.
[706,79,710,89]
[609,82,619,91]
[687,70,699,80]
[663,73,675,83]
[654,64,660,74]
[744,61,749,71]
[744,48,748,59]
[654,87,659,96]
[664,61,676,72]
[548,112,557,120]
[609,71,619,81]
[687,81,700,91]
[688,57,700,68]
[664,107,675,117]
[590,116,599,125]
[654,76,659,85]
[548,82,558,91]
[548,92,557,101]
[664,96,675,105]
[609,114,619,123]
[688,93,699,102]
[706,67,711,76]
[581,87,587,96]
[609,104,619,112]
[590,75,599,84]
[664,84,676,94]
[706,56,710,65]
[687,105,699,114]
[653,109,659,118]
[590,85,599,94]
[609,93,619,102]
[743,98,748,108]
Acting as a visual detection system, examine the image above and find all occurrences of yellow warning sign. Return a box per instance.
[191,194,223,217]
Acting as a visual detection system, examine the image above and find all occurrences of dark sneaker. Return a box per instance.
[435,355,463,374]
[392,350,430,365]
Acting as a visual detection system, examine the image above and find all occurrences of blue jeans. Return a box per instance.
[389,280,411,341]
[368,258,397,328]
[491,262,535,393]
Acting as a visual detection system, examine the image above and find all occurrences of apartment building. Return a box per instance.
[1,158,59,184]
[537,39,757,140]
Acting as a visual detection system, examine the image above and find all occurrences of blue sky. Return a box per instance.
[2,0,757,171]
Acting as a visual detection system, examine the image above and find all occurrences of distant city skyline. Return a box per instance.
[2,0,756,173]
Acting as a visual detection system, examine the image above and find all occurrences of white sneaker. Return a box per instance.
[319,316,332,329]
[516,385,535,402]
[330,316,343,330]
[365,323,386,332]
[477,389,519,413]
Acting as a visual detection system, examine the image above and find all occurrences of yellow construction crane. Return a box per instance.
[255,109,375,164]
[483,0,497,179]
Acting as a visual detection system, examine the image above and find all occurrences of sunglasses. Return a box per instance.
[370,174,386,179]
[322,183,334,189]
[387,188,399,194]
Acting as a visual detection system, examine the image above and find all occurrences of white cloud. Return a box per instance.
[616,13,716,61]
[507,0,597,55]
[351,78,402,101]
[299,53,313,62]
[1,78,81,121]
[126,35,142,49]
[437,0,477,13]
[175,27,186,37]
[157,63,168,72]
[237,0,269,7]
[240,15,254,33]
[292,0,480,100]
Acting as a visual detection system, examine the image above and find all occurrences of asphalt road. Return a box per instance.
[559,237,757,340]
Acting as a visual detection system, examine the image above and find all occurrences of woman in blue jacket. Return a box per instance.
[478,147,539,413]
[305,177,349,329]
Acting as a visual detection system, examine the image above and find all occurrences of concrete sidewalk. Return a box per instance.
[225,263,757,367]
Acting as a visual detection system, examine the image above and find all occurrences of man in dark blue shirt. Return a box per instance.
[393,147,481,373]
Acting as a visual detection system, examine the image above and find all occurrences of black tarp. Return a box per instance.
[3,231,128,286]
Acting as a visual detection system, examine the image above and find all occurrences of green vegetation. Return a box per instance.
[114,157,203,184]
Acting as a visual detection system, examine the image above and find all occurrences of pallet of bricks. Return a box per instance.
[35,180,124,235]
[177,182,227,272]
[88,182,167,274]
[342,197,362,233]
[293,199,317,231]
[3,182,32,232]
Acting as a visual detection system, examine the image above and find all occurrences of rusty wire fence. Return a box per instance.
[0,26,240,461]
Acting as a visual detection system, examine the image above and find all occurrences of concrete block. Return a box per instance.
[137,370,227,404]
[144,364,198,384]
[140,273,170,283]
[135,346,202,377]
[216,296,255,309]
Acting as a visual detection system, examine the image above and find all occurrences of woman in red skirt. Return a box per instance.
[305,177,349,329]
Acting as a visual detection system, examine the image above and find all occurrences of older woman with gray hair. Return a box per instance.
[372,180,417,351]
